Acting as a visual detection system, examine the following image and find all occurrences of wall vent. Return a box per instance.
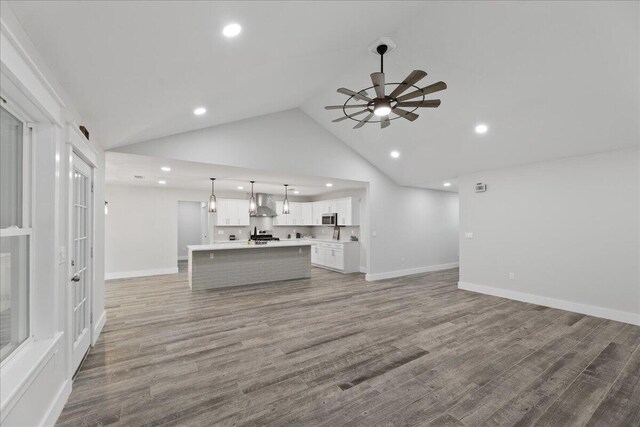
[475,183,487,192]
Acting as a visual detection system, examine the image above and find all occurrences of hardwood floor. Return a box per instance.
[57,267,640,426]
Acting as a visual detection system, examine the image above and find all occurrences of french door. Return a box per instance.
[71,153,93,373]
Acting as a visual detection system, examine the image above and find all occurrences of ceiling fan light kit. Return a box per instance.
[326,42,447,129]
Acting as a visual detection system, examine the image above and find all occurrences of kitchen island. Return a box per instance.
[188,241,313,290]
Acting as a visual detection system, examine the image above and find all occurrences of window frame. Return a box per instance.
[0,102,34,367]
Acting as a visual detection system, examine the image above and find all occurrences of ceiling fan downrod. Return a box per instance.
[377,44,388,73]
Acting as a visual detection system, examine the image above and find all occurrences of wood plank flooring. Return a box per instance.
[57,267,640,426]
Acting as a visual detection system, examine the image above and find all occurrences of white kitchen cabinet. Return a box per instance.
[310,241,359,273]
[274,201,305,225]
[288,202,301,225]
[299,203,313,226]
[236,200,250,225]
[216,199,250,226]
[312,202,324,225]
[337,197,359,226]
[311,244,325,265]
[274,197,359,227]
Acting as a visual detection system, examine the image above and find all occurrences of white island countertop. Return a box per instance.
[188,240,313,252]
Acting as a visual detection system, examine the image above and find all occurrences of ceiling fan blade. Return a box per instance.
[337,88,373,102]
[332,109,369,123]
[396,99,441,108]
[392,107,419,122]
[388,70,428,99]
[371,72,385,98]
[353,112,374,129]
[325,104,369,110]
[396,81,447,102]
[380,116,391,129]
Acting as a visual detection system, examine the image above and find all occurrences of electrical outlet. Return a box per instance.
[218,230,224,235]
[238,229,242,234]
[509,272,515,280]
[465,232,474,239]
[209,253,214,260]
[372,231,377,237]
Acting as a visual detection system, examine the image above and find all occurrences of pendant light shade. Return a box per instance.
[283,184,290,214]
[248,181,257,215]
[208,178,217,213]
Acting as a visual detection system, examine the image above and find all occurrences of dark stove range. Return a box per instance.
[251,230,280,243]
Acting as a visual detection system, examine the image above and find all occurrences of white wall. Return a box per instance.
[458,148,640,325]
[105,185,211,279]
[114,109,460,279]
[177,201,205,260]
[0,4,106,426]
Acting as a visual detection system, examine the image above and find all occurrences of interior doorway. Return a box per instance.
[177,201,208,263]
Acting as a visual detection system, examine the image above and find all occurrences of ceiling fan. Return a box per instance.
[325,44,447,129]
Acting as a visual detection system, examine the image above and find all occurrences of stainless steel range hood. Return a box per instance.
[251,193,278,217]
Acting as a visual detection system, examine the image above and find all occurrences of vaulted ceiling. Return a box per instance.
[7,1,639,190]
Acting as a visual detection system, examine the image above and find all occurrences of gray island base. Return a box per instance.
[188,241,312,290]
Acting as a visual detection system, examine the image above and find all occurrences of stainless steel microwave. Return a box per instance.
[322,213,338,225]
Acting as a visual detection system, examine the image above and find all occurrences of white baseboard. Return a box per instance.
[366,262,459,281]
[92,310,106,346]
[458,281,640,326]
[41,379,71,427]
[105,267,179,280]
[359,266,367,274]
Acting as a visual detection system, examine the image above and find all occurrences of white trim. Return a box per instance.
[40,379,71,427]
[0,333,62,422]
[106,267,179,280]
[359,265,367,274]
[365,262,459,281]
[0,227,32,237]
[0,19,63,126]
[91,310,106,346]
[458,281,640,326]
[66,123,97,167]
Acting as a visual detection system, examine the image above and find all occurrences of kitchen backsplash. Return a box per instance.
[212,225,359,242]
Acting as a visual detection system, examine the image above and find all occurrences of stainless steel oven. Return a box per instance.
[322,213,338,225]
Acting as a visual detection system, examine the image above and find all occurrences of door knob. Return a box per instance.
[71,274,80,282]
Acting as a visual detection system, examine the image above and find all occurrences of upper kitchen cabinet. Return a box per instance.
[277,198,359,226]
[337,198,359,226]
[298,202,313,226]
[274,201,312,226]
[216,199,250,226]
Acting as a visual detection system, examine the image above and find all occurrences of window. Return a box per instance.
[0,105,30,363]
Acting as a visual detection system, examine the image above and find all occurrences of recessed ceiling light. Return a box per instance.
[390,150,400,158]
[158,180,166,184]
[326,183,333,187]
[222,23,242,38]
[237,186,244,190]
[475,124,488,134]
[443,182,452,187]
[161,166,171,172]
[293,190,300,194]
[193,107,207,116]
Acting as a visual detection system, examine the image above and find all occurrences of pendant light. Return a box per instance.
[283,184,290,214]
[248,181,257,215]
[208,178,217,212]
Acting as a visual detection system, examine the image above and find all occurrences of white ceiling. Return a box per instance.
[8,1,423,148]
[106,152,365,196]
[8,1,639,191]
